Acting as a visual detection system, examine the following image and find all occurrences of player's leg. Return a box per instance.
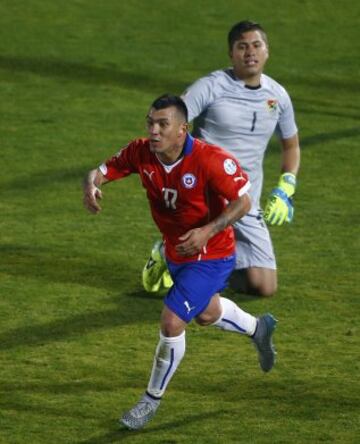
[196,294,277,372]
[230,215,277,297]
[142,240,173,292]
[121,306,186,430]
[144,258,231,404]
[196,294,256,334]
[123,257,208,430]
[122,257,239,429]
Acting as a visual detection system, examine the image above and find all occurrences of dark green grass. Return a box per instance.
[1,1,360,443]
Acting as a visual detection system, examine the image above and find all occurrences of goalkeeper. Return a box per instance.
[143,20,300,297]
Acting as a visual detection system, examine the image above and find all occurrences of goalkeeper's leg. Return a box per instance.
[229,267,277,297]
[230,215,277,297]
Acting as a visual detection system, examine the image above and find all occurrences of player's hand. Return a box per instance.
[83,184,103,214]
[176,227,211,257]
[264,173,296,226]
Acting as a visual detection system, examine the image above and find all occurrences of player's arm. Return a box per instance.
[264,133,300,226]
[205,193,251,236]
[176,193,251,257]
[83,168,109,214]
[83,141,139,214]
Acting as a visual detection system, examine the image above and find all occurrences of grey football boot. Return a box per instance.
[120,393,161,430]
[252,314,278,372]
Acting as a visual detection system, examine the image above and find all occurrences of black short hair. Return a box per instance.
[228,21,268,50]
[151,94,188,122]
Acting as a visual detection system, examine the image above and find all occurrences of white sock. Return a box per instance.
[212,297,257,336]
[147,331,186,398]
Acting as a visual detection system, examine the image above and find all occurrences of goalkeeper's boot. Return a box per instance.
[142,240,167,293]
[162,270,173,289]
[252,314,277,372]
[120,392,161,430]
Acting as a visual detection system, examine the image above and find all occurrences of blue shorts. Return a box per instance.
[164,255,236,323]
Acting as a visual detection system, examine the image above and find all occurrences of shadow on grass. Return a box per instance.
[78,410,229,444]
[77,375,360,443]
[0,290,162,351]
[300,127,360,147]
[266,126,360,154]
[0,398,95,421]
[0,55,188,94]
[294,101,360,121]
[0,243,140,292]
[0,380,117,395]
[278,72,360,94]
[0,166,88,192]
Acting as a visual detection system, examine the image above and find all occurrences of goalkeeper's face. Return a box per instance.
[146,107,188,159]
[229,30,269,84]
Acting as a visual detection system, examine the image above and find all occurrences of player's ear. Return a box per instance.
[178,122,188,136]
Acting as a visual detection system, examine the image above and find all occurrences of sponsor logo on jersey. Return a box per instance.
[143,168,155,182]
[224,158,237,175]
[267,99,278,112]
[182,173,197,189]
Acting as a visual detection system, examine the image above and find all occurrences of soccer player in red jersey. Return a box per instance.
[83,94,277,430]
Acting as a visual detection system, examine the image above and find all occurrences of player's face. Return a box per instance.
[229,30,269,85]
[146,107,187,160]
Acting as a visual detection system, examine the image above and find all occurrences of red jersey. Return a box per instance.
[100,134,250,263]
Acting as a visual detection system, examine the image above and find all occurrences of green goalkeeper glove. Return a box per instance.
[264,173,296,226]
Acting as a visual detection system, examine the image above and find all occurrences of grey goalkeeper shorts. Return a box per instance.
[233,213,276,270]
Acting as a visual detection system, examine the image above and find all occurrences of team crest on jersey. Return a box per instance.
[267,99,278,112]
[182,173,197,189]
[223,158,237,175]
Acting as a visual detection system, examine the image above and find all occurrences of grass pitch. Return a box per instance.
[0,1,359,443]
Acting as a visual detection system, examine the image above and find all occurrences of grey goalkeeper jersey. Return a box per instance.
[183,68,298,215]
